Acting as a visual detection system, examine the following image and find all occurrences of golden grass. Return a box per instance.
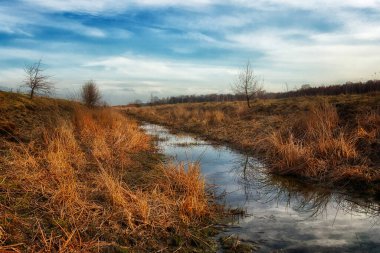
[122,94,380,187]
[263,102,367,181]
[158,162,210,222]
[0,92,217,252]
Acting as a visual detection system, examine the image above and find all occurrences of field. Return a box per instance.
[0,91,219,252]
[122,94,380,192]
[1,91,379,252]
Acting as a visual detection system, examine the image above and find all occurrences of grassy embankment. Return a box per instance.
[0,91,219,252]
[122,94,380,191]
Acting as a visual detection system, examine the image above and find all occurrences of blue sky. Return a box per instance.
[1,0,380,104]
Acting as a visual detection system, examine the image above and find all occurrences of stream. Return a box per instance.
[142,123,380,252]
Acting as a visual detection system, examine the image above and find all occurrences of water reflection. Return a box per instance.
[142,123,380,252]
[232,154,380,220]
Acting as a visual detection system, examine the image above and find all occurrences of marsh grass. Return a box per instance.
[0,91,218,252]
[263,101,373,182]
[123,94,380,188]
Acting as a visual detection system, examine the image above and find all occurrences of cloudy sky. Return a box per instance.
[1,0,380,104]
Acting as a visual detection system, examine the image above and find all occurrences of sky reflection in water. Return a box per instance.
[142,124,380,252]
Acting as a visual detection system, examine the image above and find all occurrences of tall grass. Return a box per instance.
[122,95,380,186]
[1,101,216,252]
[257,101,377,183]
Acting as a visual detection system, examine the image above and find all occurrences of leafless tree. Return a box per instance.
[81,80,102,107]
[232,61,263,108]
[23,60,54,99]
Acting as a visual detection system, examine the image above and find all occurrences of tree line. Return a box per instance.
[146,61,379,106]
[265,80,380,99]
[148,80,380,105]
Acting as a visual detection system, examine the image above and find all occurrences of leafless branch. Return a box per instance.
[23,59,54,99]
[232,60,263,108]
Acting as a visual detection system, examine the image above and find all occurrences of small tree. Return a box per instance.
[23,60,53,99]
[81,80,102,107]
[232,61,263,108]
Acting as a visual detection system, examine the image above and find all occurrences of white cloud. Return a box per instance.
[21,0,127,14]
[0,26,32,36]
[0,4,106,38]
[83,55,236,88]
[77,54,237,102]
[231,0,380,10]
[67,22,107,38]
[224,19,380,89]
[21,0,380,14]
[0,68,26,88]
[20,0,213,14]
[164,13,256,33]
[0,9,37,36]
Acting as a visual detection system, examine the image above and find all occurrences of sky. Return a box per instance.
[1,0,380,104]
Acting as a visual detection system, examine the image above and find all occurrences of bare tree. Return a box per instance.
[232,61,263,108]
[81,80,102,107]
[23,60,54,99]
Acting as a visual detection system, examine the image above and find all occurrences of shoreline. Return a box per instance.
[120,94,380,195]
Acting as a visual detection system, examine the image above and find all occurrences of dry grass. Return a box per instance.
[0,91,217,252]
[262,101,376,182]
[122,93,380,188]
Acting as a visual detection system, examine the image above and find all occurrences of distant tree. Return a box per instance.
[133,99,142,104]
[81,80,102,107]
[150,94,160,104]
[284,82,289,92]
[232,61,263,108]
[23,59,54,99]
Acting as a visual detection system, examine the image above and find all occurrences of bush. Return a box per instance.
[81,80,101,107]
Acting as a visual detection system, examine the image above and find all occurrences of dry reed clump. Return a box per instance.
[157,162,210,223]
[204,110,225,125]
[234,102,249,119]
[74,107,151,168]
[1,104,217,252]
[96,161,212,240]
[263,101,376,183]
[265,132,315,175]
[357,111,380,140]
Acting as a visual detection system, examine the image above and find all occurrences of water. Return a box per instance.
[142,124,380,252]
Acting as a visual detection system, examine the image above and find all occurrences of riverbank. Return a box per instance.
[0,91,219,252]
[141,121,380,252]
[120,94,380,193]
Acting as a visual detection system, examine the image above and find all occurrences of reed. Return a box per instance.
[0,91,217,252]
[122,94,380,187]
[263,102,364,181]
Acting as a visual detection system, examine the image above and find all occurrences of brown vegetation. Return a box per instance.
[0,91,218,252]
[81,80,102,107]
[122,93,380,190]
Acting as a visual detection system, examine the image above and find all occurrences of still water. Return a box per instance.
[142,124,380,252]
